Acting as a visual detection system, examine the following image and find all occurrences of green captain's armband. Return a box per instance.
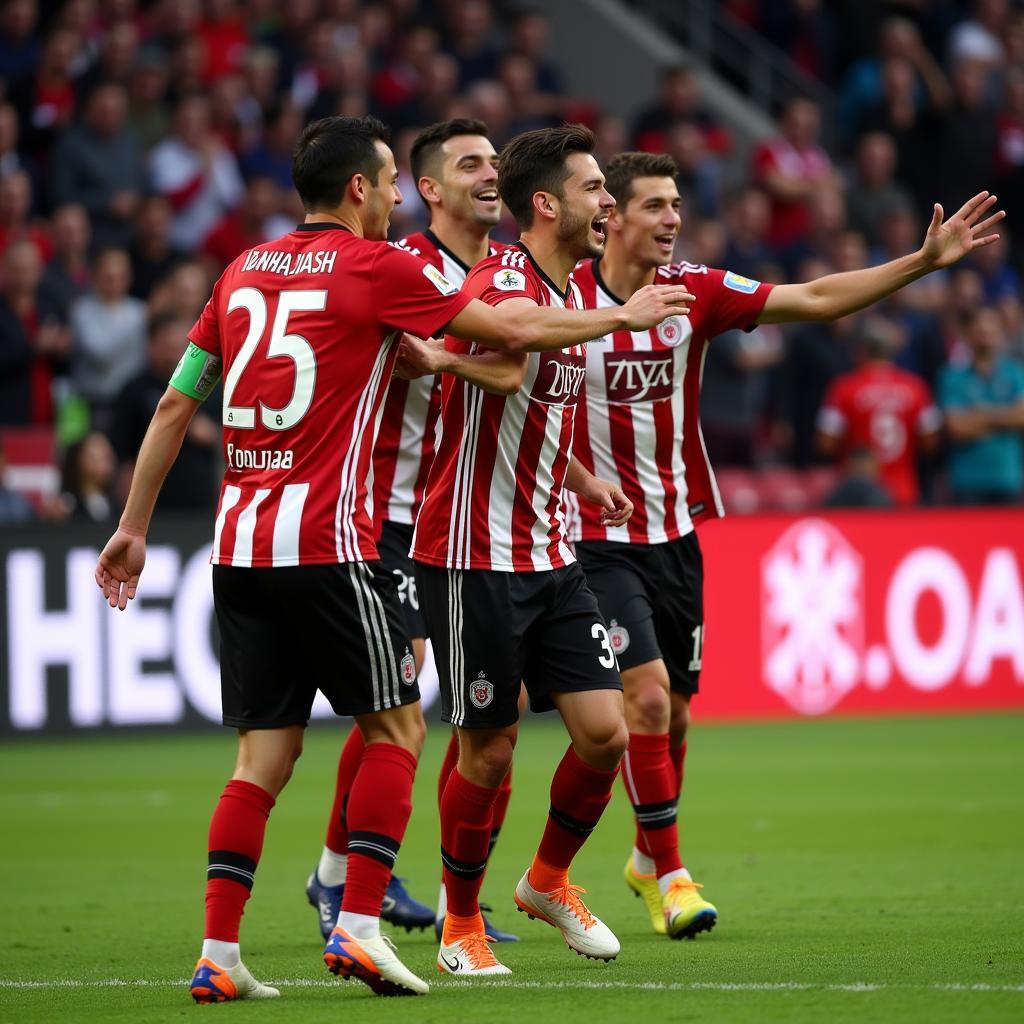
[169,342,223,401]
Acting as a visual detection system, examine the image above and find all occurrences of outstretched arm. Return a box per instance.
[758,192,1005,324]
[394,333,528,396]
[95,386,201,609]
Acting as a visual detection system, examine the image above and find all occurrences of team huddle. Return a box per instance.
[94,113,1003,1001]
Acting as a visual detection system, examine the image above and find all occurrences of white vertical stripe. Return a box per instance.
[622,749,641,805]
[448,381,483,568]
[669,355,690,534]
[348,563,385,711]
[447,569,465,725]
[528,408,565,570]
[486,385,531,570]
[272,483,309,566]
[696,341,725,519]
[358,562,401,708]
[212,486,242,564]
[231,489,271,567]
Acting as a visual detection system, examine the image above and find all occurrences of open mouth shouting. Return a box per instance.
[591,215,609,243]
[654,231,677,255]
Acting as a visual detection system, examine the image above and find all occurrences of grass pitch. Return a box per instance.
[1,713,1022,1023]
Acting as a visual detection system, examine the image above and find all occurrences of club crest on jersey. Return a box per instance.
[723,271,760,294]
[493,268,526,291]
[657,316,686,348]
[469,671,494,709]
[400,650,416,686]
[608,619,630,655]
[423,263,458,296]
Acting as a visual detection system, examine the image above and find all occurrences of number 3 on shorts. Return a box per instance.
[592,623,616,669]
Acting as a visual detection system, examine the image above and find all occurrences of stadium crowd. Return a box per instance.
[1,0,1023,524]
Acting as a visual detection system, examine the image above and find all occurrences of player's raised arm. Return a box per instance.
[395,330,528,395]
[95,385,203,609]
[447,283,695,352]
[757,191,1005,325]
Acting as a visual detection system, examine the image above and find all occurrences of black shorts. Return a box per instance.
[415,561,622,729]
[376,520,426,640]
[213,562,420,729]
[576,532,704,696]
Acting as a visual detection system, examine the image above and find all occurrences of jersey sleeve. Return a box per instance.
[463,259,543,308]
[372,244,473,338]
[187,290,222,357]
[697,268,774,337]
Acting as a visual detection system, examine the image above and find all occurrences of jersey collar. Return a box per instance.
[423,228,472,274]
[295,222,354,233]
[591,257,626,306]
[515,241,570,302]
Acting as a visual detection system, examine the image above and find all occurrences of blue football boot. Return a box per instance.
[306,870,344,942]
[381,876,435,932]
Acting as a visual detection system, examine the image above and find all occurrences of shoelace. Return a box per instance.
[552,883,597,930]
[665,878,704,902]
[458,932,501,970]
[379,933,399,955]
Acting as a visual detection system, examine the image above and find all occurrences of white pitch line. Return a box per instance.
[1,979,1023,993]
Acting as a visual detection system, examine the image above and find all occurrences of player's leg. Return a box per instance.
[575,541,676,934]
[417,562,523,976]
[513,565,626,961]
[653,534,716,939]
[309,522,433,936]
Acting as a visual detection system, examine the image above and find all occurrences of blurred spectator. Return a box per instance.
[127,49,172,153]
[166,36,208,106]
[500,53,559,136]
[0,170,51,263]
[239,101,303,190]
[373,21,441,113]
[465,79,512,147]
[938,60,998,219]
[393,52,461,131]
[0,0,40,89]
[10,27,81,161]
[39,202,91,318]
[0,239,70,426]
[822,446,894,508]
[147,259,210,323]
[0,447,36,524]
[840,18,951,142]
[69,247,147,426]
[757,0,836,84]
[752,96,834,248]
[148,96,244,252]
[666,122,721,220]
[196,0,250,84]
[78,18,140,95]
[0,102,29,179]
[845,132,915,248]
[509,8,565,97]
[128,194,183,300]
[111,310,220,511]
[780,183,847,277]
[242,45,281,115]
[201,175,284,272]
[58,430,117,522]
[948,0,1009,71]
[51,82,144,249]
[939,306,1024,504]
[444,0,501,88]
[593,113,628,169]
[632,66,731,156]
[817,317,941,504]
[723,186,774,276]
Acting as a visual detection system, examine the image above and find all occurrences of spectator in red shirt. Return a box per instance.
[196,0,249,83]
[816,317,941,504]
[753,96,835,249]
[11,27,80,161]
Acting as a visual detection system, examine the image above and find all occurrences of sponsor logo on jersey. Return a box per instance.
[493,268,526,291]
[226,444,295,471]
[423,263,458,296]
[532,351,587,406]
[723,271,760,294]
[608,619,630,655]
[400,650,416,686]
[469,672,494,709]
[604,351,675,404]
[657,316,687,348]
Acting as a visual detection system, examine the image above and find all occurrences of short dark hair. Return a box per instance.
[410,118,490,202]
[604,151,678,208]
[498,124,596,229]
[291,115,390,212]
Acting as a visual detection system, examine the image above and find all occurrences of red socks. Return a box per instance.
[437,732,460,809]
[624,732,682,877]
[341,742,417,916]
[324,727,365,854]
[440,769,497,918]
[204,779,276,942]
[533,745,617,877]
[488,770,513,859]
[671,740,687,799]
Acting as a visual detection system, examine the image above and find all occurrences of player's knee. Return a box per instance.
[625,682,670,733]
[577,717,628,771]
[460,732,515,788]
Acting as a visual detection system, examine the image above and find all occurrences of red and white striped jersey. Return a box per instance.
[412,244,586,572]
[187,222,471,567]
[372,230,503,528]
[571,259,773,544]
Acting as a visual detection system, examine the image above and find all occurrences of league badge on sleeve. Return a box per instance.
[493,269,526,291]
[723,271,761,294]
[423,263,459,296]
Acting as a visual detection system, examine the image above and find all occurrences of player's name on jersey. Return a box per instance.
[240,248,338,277]
[226,443,294,471]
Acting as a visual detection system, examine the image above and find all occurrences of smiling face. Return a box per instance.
[609,175,681,268]
[428,133,501,227]
[553,151,615,260]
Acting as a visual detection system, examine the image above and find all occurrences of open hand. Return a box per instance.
[94,528,146,610]
[921,191,1005,270]
[623,284,696,331]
